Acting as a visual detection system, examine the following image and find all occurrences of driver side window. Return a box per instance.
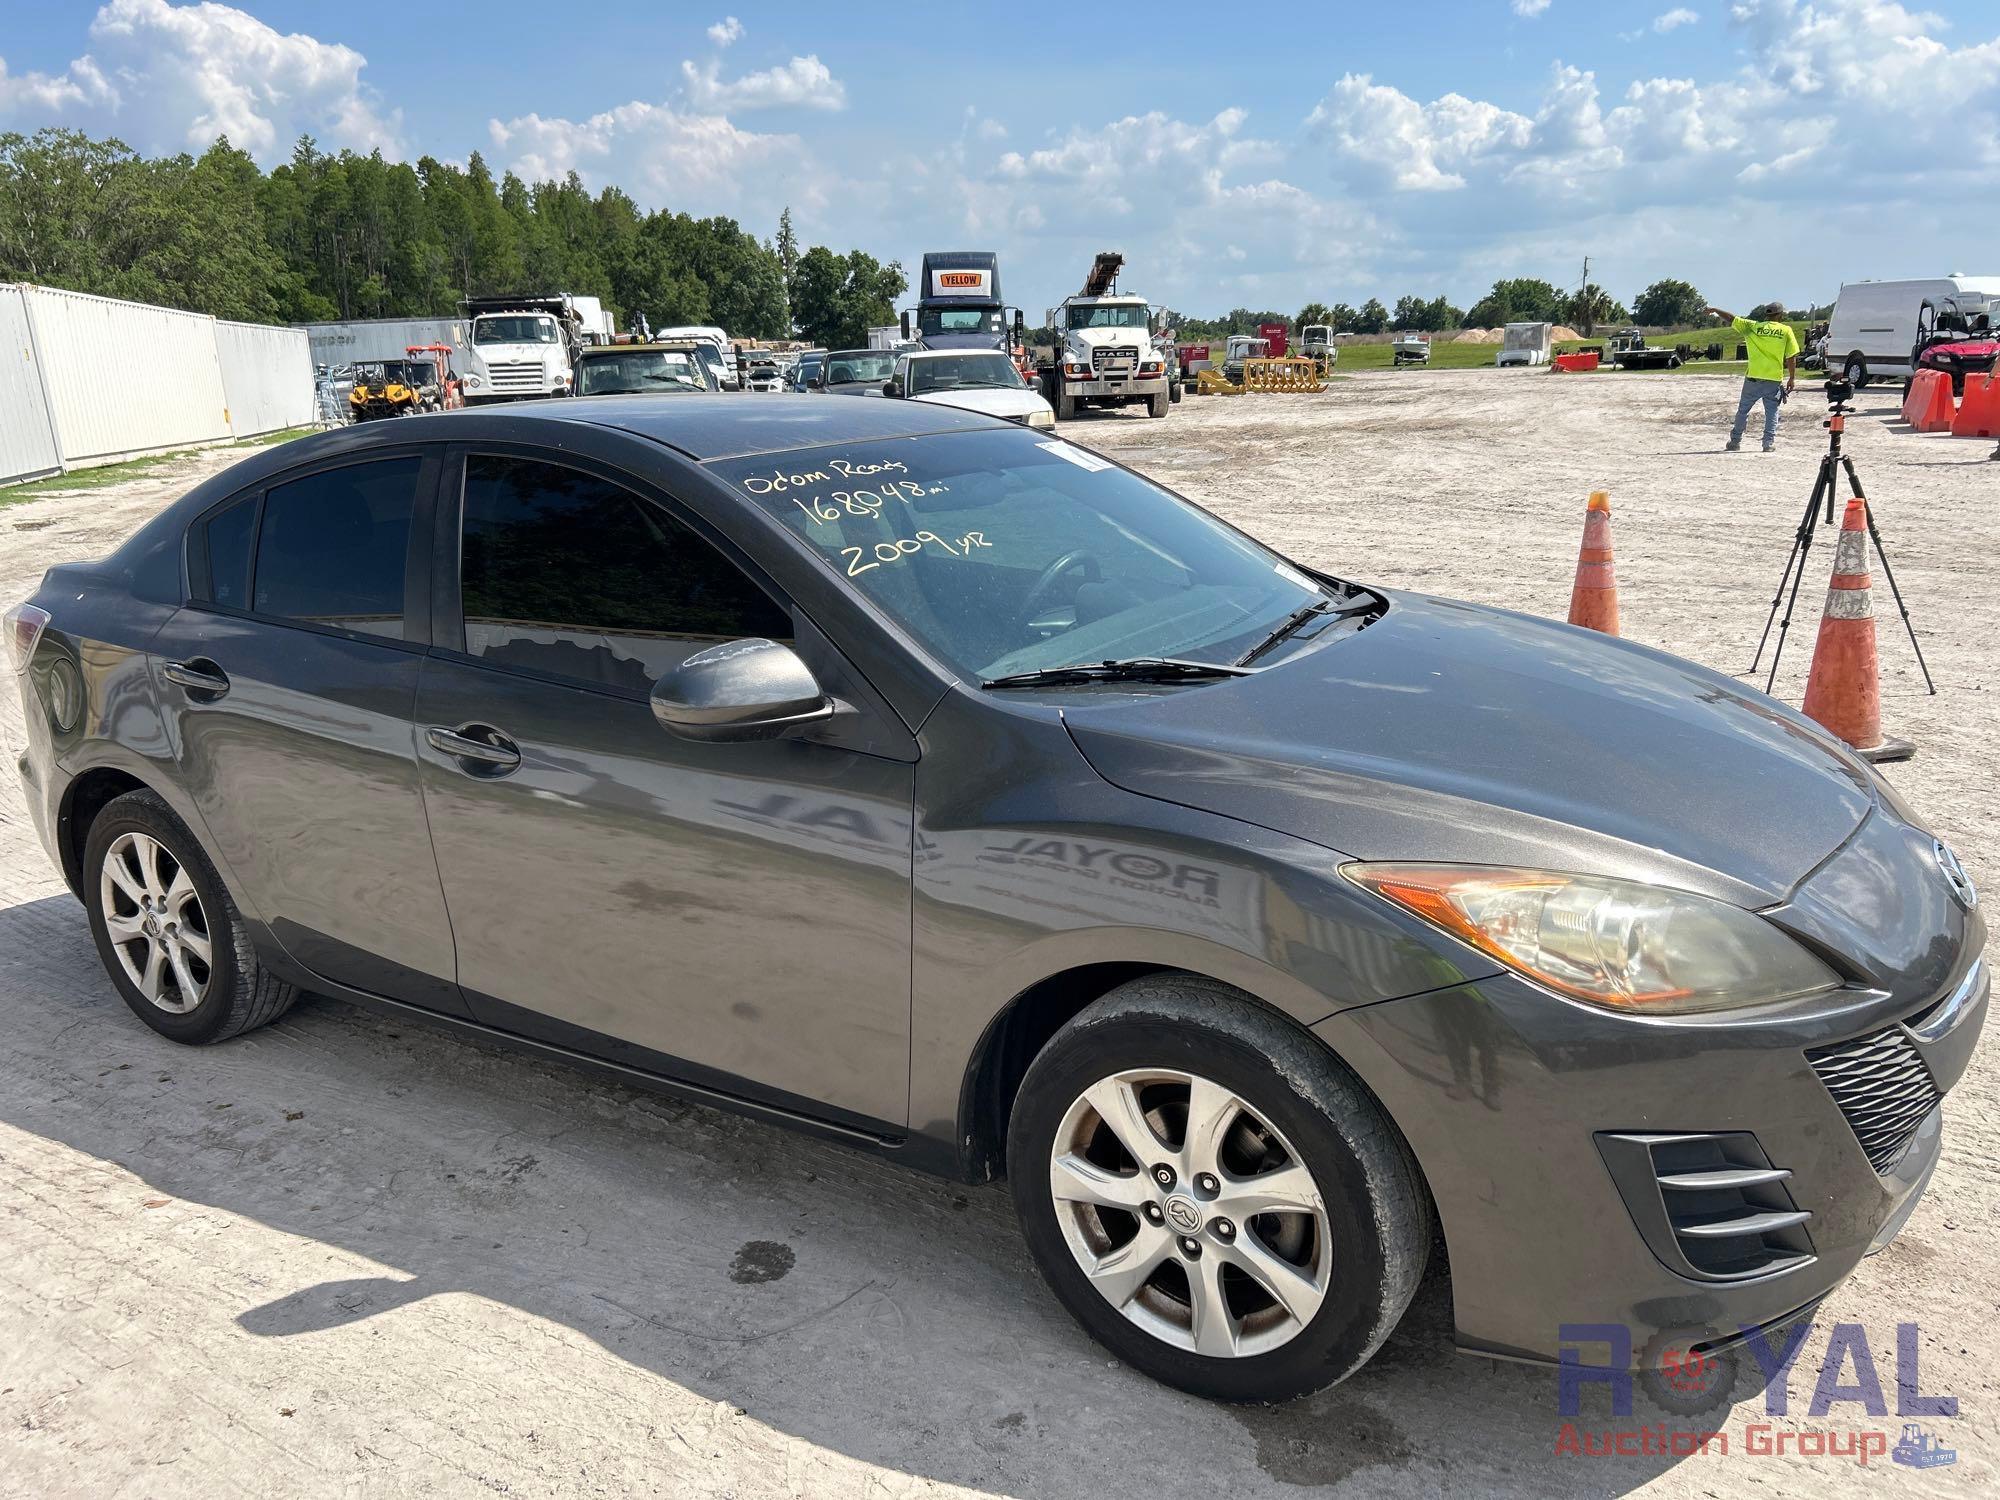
[458,454,791,694]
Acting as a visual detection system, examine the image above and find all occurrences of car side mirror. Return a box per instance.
[882,380,899,397]
[650,638,833,742]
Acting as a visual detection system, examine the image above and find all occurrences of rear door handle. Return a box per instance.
[164,659,230,698]
[425,724,522,773]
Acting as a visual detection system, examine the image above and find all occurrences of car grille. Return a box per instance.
[1092,345,1138,373]
[1597,1131,1814,1281]
[1806,1027,1940,1173]
[484,361,548,393]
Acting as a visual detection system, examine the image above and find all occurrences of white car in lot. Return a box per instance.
[885,349,1056,428]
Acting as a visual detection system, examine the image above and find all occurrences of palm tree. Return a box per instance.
[1568,283,1614,336]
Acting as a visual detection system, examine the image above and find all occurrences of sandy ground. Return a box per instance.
[1,371,1994,1499]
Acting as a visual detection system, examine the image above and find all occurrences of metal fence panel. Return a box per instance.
[24,285,230,465]
[215,319,314,438]
[0,286,61,485]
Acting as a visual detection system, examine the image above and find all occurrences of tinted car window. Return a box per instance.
[203,495,256,610]
[460,455,791,693]
[254,457,420,640]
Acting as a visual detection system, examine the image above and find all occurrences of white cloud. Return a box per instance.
[489,100,804,205]
[680,54,845,112]
[1654,8,1700,31]
[1306,74,1532,189]
[1513,0,1553,16]
[706,16,743,47]
[0,0,397,158]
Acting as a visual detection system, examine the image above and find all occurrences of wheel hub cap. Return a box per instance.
[100,831,212,1016]
[1048,1066,1333,1360]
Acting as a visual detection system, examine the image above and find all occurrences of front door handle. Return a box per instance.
[425,724,522,773]
[164,659,230,698]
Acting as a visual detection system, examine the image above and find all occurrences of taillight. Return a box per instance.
[4,602,49,672]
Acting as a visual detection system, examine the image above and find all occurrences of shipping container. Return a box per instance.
[22,284,231,466]
[300,316,479,376]
[0,286,61,486]
[215,319,315,438]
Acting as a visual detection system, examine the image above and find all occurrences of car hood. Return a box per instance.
[910,387,1049,420]
[1062,594,1878,908]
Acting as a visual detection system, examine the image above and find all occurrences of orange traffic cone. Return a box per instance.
[1567,491,1619,635]
[1799,498,1913,762]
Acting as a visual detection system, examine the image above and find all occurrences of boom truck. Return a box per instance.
[461,293,613,403]
[1037,251,1173,421]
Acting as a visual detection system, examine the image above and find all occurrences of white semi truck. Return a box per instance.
[462,293,613,403]
[1038,252,1172,421]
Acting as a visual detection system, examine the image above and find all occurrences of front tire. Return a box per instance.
[1148,390,1170,418]
[1008,975,1429,1402]
[1843,353,1868,389]
[1056,386,1077,421]
[83,789,299,1045]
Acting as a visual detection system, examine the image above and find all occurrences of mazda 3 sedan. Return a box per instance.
[7,397,1985,1403]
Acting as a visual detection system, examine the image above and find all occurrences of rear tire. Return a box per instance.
[1008,974,1429,1402]
[83,789,299,1045]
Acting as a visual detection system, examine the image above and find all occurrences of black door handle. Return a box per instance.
[425,724,522,774]
[164,659,230,699]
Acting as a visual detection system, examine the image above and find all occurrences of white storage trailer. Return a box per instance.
[1496,322,1553,367]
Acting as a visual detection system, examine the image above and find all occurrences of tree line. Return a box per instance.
[0,128,907,349]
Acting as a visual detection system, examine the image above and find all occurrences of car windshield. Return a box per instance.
[919,307,1001,336]
[1067,304,1150,330]
[713,429,1330,681]
[474,316,559,345]
[825,352,897,384]
[577,350,706,395]
[906,354,1025,393]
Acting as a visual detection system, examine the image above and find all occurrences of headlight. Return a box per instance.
[1064,362,1091,377]
[1027,409,1055,428]
[1343,864,1840,1014]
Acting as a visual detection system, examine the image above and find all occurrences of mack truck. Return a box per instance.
[1037,252,1172,421]
[902,251,1025,354]
[461,293,613,403]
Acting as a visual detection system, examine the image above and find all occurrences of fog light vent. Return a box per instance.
[1597,1131,1815,1282]
[1806,1027,1939,1174]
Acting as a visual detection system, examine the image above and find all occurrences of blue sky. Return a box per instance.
[4,1,1997,321]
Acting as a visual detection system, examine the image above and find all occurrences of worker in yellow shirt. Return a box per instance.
[1704,305,1800,452]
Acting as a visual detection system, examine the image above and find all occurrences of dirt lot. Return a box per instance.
[1,370,1994,1498]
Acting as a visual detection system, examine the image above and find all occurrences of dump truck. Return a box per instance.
[1036,251,1172,421]
[462,293,612,402]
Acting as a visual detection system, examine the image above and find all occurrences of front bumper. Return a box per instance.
[1313,811,1986,1368]
[1064,374,1167,400]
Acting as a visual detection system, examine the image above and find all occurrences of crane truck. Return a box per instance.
[1037,252,1172,421]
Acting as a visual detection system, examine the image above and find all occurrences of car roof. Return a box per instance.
[899,348,1008,360]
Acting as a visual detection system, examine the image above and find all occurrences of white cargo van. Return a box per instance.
[1827,276,2000,386]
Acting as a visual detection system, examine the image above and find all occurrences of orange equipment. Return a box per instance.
[1566,491,1619,635]
[1799,498,1912,762]
[1900,370,1955,433]
[1949,368,2000,438]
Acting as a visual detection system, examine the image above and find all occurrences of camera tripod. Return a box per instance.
[1746,397,1935,698]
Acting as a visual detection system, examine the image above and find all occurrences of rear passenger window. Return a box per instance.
[460,454,790,692]
[254,458,419,640]
[203,496,256,610]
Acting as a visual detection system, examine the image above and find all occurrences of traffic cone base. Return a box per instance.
[1567,491,1619,635]
[1799,499,1912,761]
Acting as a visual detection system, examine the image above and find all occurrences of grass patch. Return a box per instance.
[2,425,316,504]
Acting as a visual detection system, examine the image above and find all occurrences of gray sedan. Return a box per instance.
[6,396,1985,1403]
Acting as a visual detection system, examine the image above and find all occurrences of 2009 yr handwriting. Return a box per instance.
[840,531,991,577]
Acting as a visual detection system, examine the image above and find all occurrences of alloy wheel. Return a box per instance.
[1048,1067,1332,1358]
[99,831,212,1014]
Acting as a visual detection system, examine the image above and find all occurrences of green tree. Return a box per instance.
[1632,278,1705,328]
[1296,300,1331,330]
[1567,283,1617,335]
[1354,297,1388,334]
[790,245,907,349]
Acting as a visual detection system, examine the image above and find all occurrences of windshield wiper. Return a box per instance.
[981,657,1254,690]
[1234,595,1380,667]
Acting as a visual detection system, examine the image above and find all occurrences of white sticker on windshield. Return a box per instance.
[1037,440,1114,473]
[1275,562,1316,591]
